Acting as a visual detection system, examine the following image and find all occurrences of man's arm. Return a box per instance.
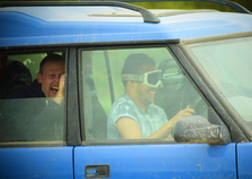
[116,118,143,139]
[116,105,195,139]
[32,74,65,140]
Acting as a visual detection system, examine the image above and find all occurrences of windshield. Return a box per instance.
[187,36,252,123]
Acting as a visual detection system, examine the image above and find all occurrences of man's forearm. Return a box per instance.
[145,120,176,139]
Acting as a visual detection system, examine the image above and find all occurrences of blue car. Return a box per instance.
[0,0,252,178]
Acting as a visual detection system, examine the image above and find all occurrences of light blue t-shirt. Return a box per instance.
[107,94,168,139]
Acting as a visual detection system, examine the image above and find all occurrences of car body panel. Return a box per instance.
[0,147,73,179]
[1,7,252,46]
[237,142,252,178]
[74,143,236,178]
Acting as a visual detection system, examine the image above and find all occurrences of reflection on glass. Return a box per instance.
[188,36,252,123]
[0,97,64,142]
[81,47,209,141]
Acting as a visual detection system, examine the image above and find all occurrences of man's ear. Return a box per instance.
[37,72,42,84]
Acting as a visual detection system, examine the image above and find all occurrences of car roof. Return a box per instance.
[1,4,252,47]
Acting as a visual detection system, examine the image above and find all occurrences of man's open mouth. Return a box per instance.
[51,87,59,94]
[51,87,59,90]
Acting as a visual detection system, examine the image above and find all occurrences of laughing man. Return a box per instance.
[9,54,65,104]
[6,54,65,140]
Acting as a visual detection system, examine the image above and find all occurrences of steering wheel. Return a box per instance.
[189,95,208,118]
[157,59,208,118]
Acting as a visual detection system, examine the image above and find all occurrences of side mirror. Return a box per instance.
[174,115,231,145]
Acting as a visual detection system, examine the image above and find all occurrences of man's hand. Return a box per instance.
[175,105,195,120]
[170,105,195,127]
[53,74,65,105]
[56,74,65,97]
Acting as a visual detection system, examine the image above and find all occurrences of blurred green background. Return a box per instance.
[1,0,251,12]
[130,0,252,12]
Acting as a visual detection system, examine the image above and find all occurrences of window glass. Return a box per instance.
[187,37,252,125]
[81,51,110,140]
[0,52,65,142]
[8,53,46,81]
[81,47,210,141]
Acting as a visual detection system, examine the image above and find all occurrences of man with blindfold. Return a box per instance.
[107,53,195,139]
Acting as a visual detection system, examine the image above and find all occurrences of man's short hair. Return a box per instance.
[39,54,65,74]
[121,53,155,87]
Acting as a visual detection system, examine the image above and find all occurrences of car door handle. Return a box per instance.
[85,164,110,178]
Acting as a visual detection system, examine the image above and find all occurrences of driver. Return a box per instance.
[107,53,195,139]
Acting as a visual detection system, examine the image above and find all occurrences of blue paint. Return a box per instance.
[1,7,252,46]
[0,147,73,179]
[74,143,236,178]
[237,142,252,179]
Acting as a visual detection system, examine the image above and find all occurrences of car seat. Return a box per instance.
[83,74,107,140]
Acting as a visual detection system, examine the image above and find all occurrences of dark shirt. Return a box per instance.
[9,79,45,98]
[0,80,64,142]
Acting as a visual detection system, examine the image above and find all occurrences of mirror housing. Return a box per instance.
[174,115,231,145]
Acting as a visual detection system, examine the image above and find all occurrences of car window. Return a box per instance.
[0,51,65,142]
[187,36,252,126]
[80,46,215,141]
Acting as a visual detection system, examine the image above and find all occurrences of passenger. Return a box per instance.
[107,53,195,139]
[0,54,32,99]
[9,54,65,105]
[1,54,65,141]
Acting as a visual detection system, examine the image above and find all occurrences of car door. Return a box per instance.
[73,44,237,179]
[0,49,74,179]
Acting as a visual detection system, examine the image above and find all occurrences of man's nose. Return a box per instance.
[55,75,60,83]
